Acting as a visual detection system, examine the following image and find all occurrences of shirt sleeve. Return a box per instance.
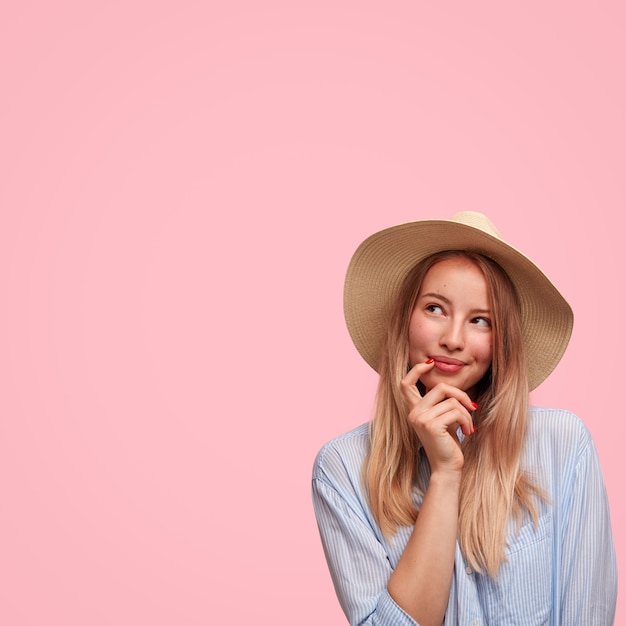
[559,430,617,625]
[312,475,420,626]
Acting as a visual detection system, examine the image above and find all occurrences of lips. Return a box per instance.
[431,355,465,373]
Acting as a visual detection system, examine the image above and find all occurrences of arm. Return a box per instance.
[313,442,465,626]
[387,471,460,626]
[559,430,617,625]
[387,361,475,626]
[312,474,421,626]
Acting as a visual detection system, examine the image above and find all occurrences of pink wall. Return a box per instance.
[1,2,623,624]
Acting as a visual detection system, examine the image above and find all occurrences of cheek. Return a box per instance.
[408,331,423,363]
[408,322,427,349]
[477,340,493,365]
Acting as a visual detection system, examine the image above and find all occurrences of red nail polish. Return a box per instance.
[426,358,434,364]
[472,425,476,433]
[471,402,478,409]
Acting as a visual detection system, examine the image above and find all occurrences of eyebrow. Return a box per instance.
[419,292,491,315]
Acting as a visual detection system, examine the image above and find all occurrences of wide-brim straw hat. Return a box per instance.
[344,211,573,390]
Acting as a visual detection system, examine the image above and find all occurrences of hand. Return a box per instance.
[400,360,477,474]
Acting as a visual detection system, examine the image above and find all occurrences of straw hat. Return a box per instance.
[343,211,573,390]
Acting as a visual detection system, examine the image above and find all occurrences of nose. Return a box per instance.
[440,320,465,351]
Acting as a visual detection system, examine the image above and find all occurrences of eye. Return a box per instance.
[471,316,491,327]
[426,304,444,314]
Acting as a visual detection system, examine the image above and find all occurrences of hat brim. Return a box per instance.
[343,218,573,391]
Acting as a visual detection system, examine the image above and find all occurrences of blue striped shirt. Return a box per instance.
[312,407,617,625]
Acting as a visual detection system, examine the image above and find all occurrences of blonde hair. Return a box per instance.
[364,251,543,577]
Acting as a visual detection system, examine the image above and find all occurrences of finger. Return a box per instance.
[400,359,436,402]
[423,382,479,415]
[412,397,476,437]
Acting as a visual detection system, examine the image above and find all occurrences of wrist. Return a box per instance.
[429,469,463,490]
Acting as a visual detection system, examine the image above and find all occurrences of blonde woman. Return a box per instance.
[312,212,616,626]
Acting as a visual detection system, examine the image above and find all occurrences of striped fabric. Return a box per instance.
[312,407,617,626]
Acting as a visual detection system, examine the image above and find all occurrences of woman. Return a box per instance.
[312,212,617,626]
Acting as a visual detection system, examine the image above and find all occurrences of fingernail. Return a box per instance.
[471,402,478,409]
[472,425,476,433]
[426,358,434,364]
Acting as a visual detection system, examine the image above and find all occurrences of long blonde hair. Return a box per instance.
[364,250,542,577]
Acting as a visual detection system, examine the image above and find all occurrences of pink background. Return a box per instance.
[1,2,623,624]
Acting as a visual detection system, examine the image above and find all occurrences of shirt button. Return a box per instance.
[472,620,479,626]
[465,566,473,575]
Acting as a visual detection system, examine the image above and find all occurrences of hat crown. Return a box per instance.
[450,211,503,241]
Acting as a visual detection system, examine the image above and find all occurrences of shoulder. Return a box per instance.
[527,406,592,451]
[312,422,370,487]
[311,423,380,531]
[524,406,597,480]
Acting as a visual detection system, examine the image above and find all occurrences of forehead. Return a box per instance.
[423,256,485,281]
[419,257,490,298]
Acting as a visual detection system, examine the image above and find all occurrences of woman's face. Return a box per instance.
[408,257,493,398]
